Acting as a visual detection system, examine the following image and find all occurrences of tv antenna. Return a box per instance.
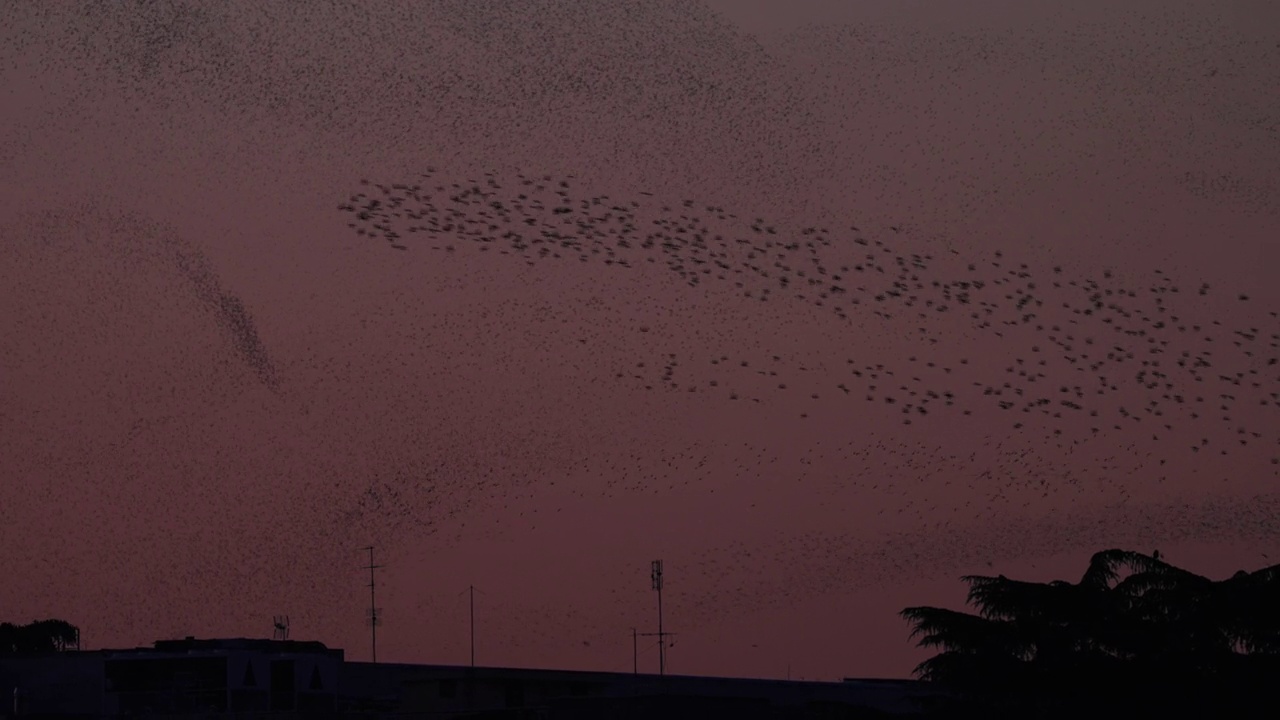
[362,546,384,663]
[460,585,484,667]
[650,560,675,676]
[272,616,290,641]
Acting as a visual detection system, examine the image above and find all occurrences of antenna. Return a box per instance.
[459,585,482,667]
[272,615,290,641]
[650,559,673,676]
[637,628,677,674]
[362,546,384,663]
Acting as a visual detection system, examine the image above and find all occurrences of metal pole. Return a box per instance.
[363,546,384,664]
[638,632,674,673]
[652,560,666,677]
[657,584,665,676]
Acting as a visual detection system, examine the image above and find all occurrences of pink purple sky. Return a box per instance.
[2,1,1279,680]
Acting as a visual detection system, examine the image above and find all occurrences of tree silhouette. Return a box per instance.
[0,619,80,654]
[901,549,1280,719]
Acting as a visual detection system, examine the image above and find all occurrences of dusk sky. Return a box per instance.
[2,0,1279,681]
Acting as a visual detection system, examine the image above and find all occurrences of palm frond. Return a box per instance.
[1079,548,1132,589]
[962,574,1082,621]
[905,548,1280,703]
[900,605,1031,658]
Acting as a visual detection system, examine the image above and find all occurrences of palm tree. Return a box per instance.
[898,603,1036,718]
[1114,557,1280,702]
[901,550,1280,719]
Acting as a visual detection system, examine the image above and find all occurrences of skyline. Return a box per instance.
[2,0,1279,681]
[7,544,1279,686]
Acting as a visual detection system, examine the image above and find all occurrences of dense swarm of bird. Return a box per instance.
[1,200,279,391]
[4,0,1279,676]
[339,168,1280,476]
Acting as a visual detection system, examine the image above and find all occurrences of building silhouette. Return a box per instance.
[0,635,939,718]
[2,637,342,716]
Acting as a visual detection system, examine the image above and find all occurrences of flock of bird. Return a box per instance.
[2,199,280,392]
[338,168,1279,476]
[5,0,1279,676]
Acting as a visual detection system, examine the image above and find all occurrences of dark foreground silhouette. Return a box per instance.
[0,618,80,654]
[901,548,1280,719]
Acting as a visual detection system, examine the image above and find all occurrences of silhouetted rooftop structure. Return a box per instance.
[2,636,939,717]
[147,636,338,657]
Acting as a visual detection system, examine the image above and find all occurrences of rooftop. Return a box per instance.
[94,636,342,658]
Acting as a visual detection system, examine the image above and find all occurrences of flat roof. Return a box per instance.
[344,661,927,689]
[93,637,340,656]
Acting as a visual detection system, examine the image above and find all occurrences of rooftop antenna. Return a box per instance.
[651,559,673,676]
[362,546,384,663]
[272,616,290,641]
[459,584,483,667]
[637,628,676,674]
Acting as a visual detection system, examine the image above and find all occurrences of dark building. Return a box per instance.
[339,661,935,718]
[2,637,936,718]
[0,651,102,717]
[104,637,342,714]
[1,636,342,717]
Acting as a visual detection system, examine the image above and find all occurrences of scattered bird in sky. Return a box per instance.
[337,168,1279,483]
